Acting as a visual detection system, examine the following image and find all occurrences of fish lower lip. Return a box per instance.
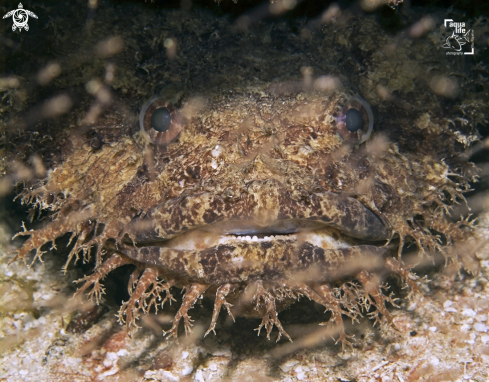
[119,229,388,284]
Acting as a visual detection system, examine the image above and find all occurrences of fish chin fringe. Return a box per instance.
[73,252,420,347]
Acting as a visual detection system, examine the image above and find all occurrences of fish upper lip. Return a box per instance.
[128,179,390,246]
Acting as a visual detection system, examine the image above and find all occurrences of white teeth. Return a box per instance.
[223,234,295,242]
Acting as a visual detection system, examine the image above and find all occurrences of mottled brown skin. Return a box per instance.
[6,1,486,348]
[11,83,478,346]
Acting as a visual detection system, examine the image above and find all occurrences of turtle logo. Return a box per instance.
[3,3,38,32]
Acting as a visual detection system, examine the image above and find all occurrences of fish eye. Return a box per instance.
[335,95,373,144]
[151,107,172,132]
[139,96,183,145]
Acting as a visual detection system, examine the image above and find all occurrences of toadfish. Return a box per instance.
[8,8,483,347]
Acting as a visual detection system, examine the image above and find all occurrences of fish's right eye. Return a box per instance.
[139,96,183,146]
[335,95,374,145]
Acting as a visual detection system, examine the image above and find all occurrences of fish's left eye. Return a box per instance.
[139,96,183,145]
[151,107,172,132]
[335,95,373,144]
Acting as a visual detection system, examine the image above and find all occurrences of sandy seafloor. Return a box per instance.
[1,0,489,380]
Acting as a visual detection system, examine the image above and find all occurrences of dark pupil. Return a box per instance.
[345,108,363,132]
[151,107,172,132]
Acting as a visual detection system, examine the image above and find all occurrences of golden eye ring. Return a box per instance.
[139,96,183,146]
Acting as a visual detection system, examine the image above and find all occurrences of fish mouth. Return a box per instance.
[152,218,382,251]
[122,179,390,283]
